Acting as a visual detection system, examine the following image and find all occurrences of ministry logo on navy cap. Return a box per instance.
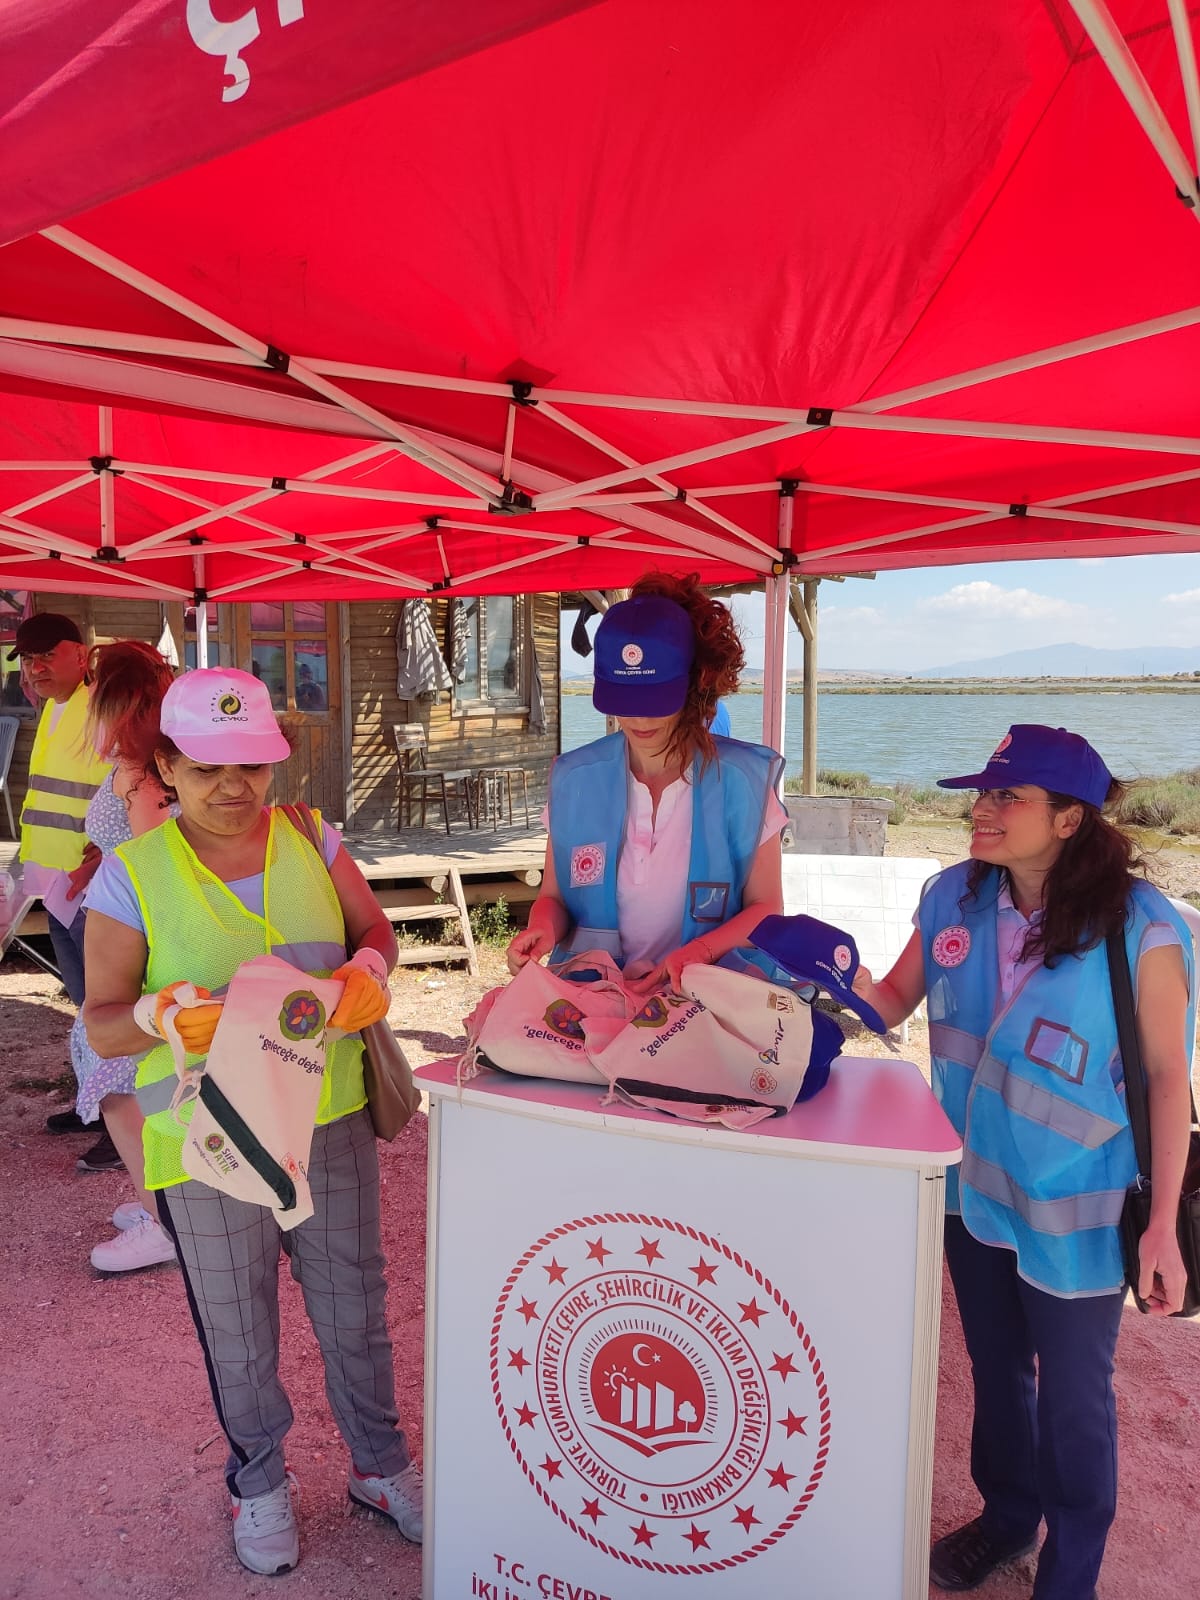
[593,596,696,718]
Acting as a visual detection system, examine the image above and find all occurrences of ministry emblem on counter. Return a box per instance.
[491,1214,831,1573]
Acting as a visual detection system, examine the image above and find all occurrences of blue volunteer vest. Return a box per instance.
[920,862,1194,1297]
[548,733,784,969]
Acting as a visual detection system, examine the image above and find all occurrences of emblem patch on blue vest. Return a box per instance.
[689,881,730,922]
[570,843,606,887]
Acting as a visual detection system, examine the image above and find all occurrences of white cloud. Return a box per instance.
[913,581,1086,623]
[1163,588,1200,606]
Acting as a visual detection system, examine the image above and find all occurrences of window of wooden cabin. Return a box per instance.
[0,590,34,714]
[453,595,526,712]
[245,600,330,713]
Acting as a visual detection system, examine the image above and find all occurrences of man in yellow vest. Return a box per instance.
[10,613,114,1162]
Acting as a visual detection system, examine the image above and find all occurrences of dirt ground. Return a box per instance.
[1,826,1197,1599]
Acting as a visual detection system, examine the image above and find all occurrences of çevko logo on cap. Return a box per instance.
[161,667,291,764]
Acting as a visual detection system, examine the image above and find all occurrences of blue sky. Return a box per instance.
[560,552,1200,674]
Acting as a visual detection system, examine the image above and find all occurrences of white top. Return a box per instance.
[546,775,787,971]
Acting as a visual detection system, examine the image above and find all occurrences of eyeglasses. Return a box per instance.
[970,788,1051,810]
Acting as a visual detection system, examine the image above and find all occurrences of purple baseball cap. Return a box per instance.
[750,914,887,1034]
[936,724,1113,809]
[593,596,695,717]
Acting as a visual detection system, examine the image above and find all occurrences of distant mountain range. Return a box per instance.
[911,644,1200,679]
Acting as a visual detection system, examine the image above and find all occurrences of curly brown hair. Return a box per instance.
[962,779,1146,965]
[627,571,744,773]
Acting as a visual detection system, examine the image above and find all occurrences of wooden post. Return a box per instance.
[802,579,818,795]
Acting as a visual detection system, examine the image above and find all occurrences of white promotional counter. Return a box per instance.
[417,1055,961,1600]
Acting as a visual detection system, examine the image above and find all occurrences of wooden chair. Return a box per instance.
[474,765,532,830]
[392,723,476,835]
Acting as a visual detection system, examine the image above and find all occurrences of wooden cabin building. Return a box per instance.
[0,590,561,834]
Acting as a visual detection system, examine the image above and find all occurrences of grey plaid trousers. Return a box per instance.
[157,1108,412,1498]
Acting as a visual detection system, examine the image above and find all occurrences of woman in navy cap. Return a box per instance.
[852,724,1195,1600]
[507,572,787,992]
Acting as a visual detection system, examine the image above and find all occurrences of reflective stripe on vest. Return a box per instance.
[121,809,365,1191]
[547,733,783,965]
[919,862,1195,1296]
[19,686,110,871]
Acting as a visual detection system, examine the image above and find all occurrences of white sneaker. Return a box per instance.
[231,1476,300,1576]
[112,1201,147,1232]
[348,1461,423,1542]
[90,1216,176,1274]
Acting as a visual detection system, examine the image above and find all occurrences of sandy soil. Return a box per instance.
[1,830,1197,1599]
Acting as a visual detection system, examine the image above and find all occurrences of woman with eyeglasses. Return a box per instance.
[852,724,1194,1600]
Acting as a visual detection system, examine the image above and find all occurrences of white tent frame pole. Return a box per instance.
[532,419,817,510]
[1168,0,1200,177]
[1066,0,1200,208]
[535,400,773,556]
[192,552,209,667]
[40,227,510,503]
[823,409,1200,457]
[0,461,92,473]
[3,471,96,519]
[7,298,1200,430]
[761,492,793,758]
[0,510,102,558]
[97,407,115,553]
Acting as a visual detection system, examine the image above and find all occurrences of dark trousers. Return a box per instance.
[47,907,87,1006]
[944,1215,1123,1600]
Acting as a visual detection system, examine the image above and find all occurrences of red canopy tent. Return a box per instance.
[2,0,1200,744]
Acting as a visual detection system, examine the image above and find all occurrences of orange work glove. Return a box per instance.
[330,950,391,1032]
[134,981,222,1055]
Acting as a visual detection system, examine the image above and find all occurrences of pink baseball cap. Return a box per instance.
[160,668,291,764]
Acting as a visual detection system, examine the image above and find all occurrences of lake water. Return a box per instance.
[560,691,1200,786]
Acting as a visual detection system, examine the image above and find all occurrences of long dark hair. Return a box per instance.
[962,779,1143,965]
[627,571,743,774]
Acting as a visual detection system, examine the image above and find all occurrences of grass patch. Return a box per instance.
[784,770,970,827]
[1113,770,1200,836]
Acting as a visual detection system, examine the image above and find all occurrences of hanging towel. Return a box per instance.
[570,598,600,658]
[156,620,180,669]
[529,643,546,734]
[396,599,452,700]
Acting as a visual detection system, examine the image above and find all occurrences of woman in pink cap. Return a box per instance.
[82,668,422,1576]
[852,724,1194,1600]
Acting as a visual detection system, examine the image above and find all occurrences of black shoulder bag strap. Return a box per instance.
[1105,928,1151,1183]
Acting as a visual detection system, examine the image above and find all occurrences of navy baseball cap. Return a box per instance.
[593,596,695,717]
[936,724,1113,809]
[749,914,887,1034]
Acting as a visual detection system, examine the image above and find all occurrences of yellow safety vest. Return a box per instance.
[19,685,111,871]
[120,808,367,1191]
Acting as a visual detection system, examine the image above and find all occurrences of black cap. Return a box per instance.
[6,613,83,662]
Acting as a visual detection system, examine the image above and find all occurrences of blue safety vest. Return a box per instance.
[547,733,784,968]
[920,862,1194,1297]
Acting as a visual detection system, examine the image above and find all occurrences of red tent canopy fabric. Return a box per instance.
[1,0,1199,601]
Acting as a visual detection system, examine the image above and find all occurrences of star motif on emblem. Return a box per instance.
[585,1236,612,1264]
[517,1297,540,1324]
[689,1257,718,1285]
[543,1258,568,1284]
[767,1462,796,1490]
[630,1520,656,1548]
[731,1504,760,1532]
[635,1236,663,1265]
[737,1296,766,1326]
[780,1410,808,1438]
[506,1347,529,1374]
[540,1455,563,1481]
[683,1523,711,1551]
[769,1351,798,1380]
[514,1402,537,1428]
[580,1497,605,1523]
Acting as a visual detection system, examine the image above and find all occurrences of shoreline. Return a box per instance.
[562,680,1200,696]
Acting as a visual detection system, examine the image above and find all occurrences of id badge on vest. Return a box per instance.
[689,881,730,923]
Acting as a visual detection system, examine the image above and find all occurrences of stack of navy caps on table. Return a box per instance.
[750,914,888,1102]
